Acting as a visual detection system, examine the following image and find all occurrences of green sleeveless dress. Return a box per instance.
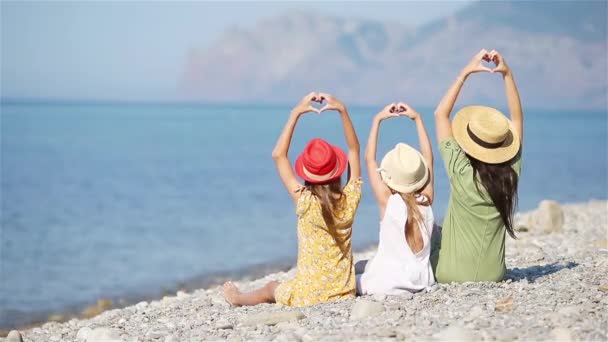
[432,137,522,283]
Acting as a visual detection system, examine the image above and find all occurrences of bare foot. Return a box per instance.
[221,281,243,306]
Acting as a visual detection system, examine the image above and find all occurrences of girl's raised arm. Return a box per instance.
[490,50,523,142]
[397,103,434,205]
[365,103,398,216]
[319,93,361,181]
[434,49,492,144]
[271,92,321,203]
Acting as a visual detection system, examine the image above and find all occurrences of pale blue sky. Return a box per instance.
[1,1,472,101]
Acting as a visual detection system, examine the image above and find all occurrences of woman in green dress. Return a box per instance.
[432,49,524,283]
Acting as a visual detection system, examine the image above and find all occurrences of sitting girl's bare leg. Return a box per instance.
[222,280,279,306]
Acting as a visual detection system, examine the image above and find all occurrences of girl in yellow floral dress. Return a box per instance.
[222,92,362,306]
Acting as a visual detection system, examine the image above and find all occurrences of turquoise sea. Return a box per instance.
[1,102,606,328]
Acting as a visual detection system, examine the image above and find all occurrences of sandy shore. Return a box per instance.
[4,200,607,342]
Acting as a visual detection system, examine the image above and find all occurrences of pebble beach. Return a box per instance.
[4,200,607,342]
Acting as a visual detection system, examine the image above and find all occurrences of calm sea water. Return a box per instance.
[1,103,606,328]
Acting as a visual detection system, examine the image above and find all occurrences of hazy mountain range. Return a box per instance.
[179,1,607,110]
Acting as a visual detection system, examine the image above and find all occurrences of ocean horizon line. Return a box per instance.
[1,97,606,114]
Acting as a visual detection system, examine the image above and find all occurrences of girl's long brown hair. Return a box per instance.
[305,179,345,227]
[304,178,348,254]
[395,191,429,253]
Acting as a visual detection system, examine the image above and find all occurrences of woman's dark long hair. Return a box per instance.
[468,155,519,239]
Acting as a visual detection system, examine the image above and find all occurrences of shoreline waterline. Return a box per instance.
[1,243,383,333]
[4,199,606,336]
[3,200,608,341]
[0,258,295,332]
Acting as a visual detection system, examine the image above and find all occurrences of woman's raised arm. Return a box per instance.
[365,103,398,215]
[490,50,523,142]
[271,92,321,203]
[434,49,492,144]
[319,93,361,181]
[397,103,434,205]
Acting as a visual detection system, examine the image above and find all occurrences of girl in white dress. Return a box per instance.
[357,102,435,295]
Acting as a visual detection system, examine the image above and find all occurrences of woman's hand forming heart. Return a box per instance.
[396,102,420,120]
[489,50,511,77]
[291,92,322,116]
[318,93,346,113]
[462,49,492,76]
[375,103,399,121]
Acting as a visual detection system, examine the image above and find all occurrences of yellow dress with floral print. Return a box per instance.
[275,178,363,306]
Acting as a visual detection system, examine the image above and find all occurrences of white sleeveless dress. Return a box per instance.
[356,194,435,295]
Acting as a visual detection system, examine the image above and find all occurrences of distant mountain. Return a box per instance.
[179,1,607,109]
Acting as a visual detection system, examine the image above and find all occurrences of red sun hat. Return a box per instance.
[295,138,348,184]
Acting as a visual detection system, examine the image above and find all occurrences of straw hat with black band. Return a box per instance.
[452,105,520,164]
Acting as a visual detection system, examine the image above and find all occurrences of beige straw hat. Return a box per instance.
[378,143,429,194]
[452,105,521,164]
